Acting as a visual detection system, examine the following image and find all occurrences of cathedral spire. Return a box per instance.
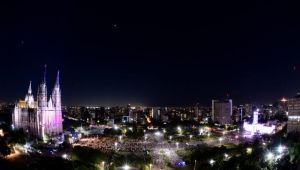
[55,70,60,88]
[43,64,47,84]
[28,81,32,94]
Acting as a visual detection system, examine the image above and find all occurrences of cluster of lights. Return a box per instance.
[264,145,287,162]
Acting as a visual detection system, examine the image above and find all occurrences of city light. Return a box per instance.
[243,110,275,135]
[199,128,204,135]
[62,153,68,159]
[224,153,228,159]
[0,129,4,137]
[277,145,285,154]
[177,126,182,135]
[266,152,274,161]
[281,97,287,102]
[154,131,162,137]
[113,125,119,130]
[246,147,253,155]
[122,164,130,170]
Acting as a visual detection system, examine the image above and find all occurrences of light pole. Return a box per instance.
[114,142,118,150]
[101,161,105,170]
[218,137,223,146]
[176,142,179,148]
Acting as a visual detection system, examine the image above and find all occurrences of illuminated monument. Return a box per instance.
[243,110,275,136]
[12,68,63,140]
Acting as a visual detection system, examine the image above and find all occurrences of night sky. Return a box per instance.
[0,1,300,106]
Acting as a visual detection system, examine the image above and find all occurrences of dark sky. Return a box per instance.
[0,1,300,106]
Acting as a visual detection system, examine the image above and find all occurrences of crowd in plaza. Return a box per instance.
[75,136,184,154]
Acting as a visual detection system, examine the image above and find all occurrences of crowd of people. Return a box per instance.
[75,136,182,153]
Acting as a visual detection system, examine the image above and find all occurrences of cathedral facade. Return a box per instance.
[12,71,63,140]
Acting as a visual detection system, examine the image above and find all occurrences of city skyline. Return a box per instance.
[1,1,300,106]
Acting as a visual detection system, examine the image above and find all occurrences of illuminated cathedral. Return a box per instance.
[12,69,63,140]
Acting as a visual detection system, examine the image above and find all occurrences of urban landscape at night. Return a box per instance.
[2,1,300,170]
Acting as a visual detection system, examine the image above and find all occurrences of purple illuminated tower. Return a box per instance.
[12,67,63,141]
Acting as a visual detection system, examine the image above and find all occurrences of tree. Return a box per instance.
[0,138,11,157]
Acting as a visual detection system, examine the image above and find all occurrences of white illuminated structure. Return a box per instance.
[243,110,275,136]
[12,68,63,141]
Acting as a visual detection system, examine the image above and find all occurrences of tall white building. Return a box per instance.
[287,95,300,133]
[212,99,232,125]
[12,70,63,140]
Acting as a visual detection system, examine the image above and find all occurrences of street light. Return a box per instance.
[149,164,152,170]
[101,161,105,170]
[189,135,193,140]
[154,131,162,137]
[218,137,223,144]
[62,153,68,159]
[209,159,215,166]
[177,126,182,135]
[176,142,179,148]
[224,153,229,159]
[113,125,119,130]
[277,145,284,154]
[169,136,173,140]
[122,164,130,170]
[199,128,204,135]
[266,152,274,161]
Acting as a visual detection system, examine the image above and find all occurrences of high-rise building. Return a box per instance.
[12,70,63,140]
[287,94,300,133]
[212,99,232,125]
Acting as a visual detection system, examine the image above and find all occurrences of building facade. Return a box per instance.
[287,95,300,133]
[12,71,63,140]
[212,99,233,125]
